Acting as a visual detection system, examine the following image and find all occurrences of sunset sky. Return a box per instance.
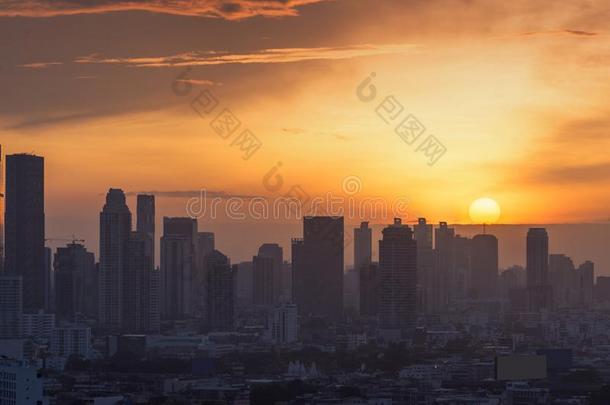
[1,0,610,259]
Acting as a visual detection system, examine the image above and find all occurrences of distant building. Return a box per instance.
[470,234,498,300]
[414,218,433,313]
[253,255,275,306]
[0,275,22,339]
[354,221,372,271]
[359,262,379,317]
[50,325,91,359]
[258,243,284,303]
[526,228,552,311]
[235,261,254,307]
[4,153,47,312]
[0,360,45,405]
[22,310,55,341]
[136,194,155,262]
[206,250,236,331]
[575,260,594,308]
[433,222,455,311]
[269,302,298,345]
[453,234,471,300]
[54,242,97,321]
[99,189,132,332]
[549,254,574,308]
[293,216,344,322]
[160,217,197,320]
[379,218,417,338]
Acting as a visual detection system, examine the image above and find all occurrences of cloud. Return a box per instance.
[75,44,418,67]
[126,190,262,199]
[17,61,63,68]
[518,29,599,37]
[0,0,326,20]
[526,162,610,185]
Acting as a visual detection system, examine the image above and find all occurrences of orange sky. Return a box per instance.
[1,0,610,238]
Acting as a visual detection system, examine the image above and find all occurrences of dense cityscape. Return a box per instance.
[0,150,609,404]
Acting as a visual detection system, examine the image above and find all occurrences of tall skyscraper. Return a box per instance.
[4,154,46,312]
[526,228,551,311]
[54,243,97,322]
[205,250,236,331]
[136,195,155,261]
[453,235,471,300]
[160,217,197,319]
[413,218,433,313]
[549,254,574,308]
[0,276,22,339]
[99,189,132,331]
[470,234,498,300]
[359,262,379,317]
[354,222,372,271]
[292,216,344,322]
[378,218,417,338]
[0,145,4,272]
[433,222,455,311]
[252,255,274,306]
[258,243,283,302]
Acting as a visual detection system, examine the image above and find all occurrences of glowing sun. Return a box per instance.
[469,197,501,224]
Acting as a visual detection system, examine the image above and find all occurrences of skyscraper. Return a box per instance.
[354,222,372,271]
[54,243,97,322]
[0,145,4,273]
[136,194,155,263]
[470,234,498,300]
[206,250,236,331]
[359,262,378,317]
[0,276,22,339]
[4,154,46,312]
[576,261,594,308]
[258,243,284,303]
[293,216,344,322]
[549,254,574,308]
[160,217,197,319]
[413,218,433,313]
[378,218,417,339]
[99,189,132,331]
[433,222,454,311]
[526,228,551,311]
[252,255,274,306]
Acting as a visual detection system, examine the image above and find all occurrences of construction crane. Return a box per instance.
[45,234,85,245]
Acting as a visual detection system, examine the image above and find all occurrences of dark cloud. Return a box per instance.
[0,0,326,19]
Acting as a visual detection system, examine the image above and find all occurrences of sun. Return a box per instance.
[469,197,501,224]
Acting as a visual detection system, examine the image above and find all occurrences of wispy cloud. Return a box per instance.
[18,61,63,69]
[75,44,418,68]
[0,0,326,20]
[518,29,599,37]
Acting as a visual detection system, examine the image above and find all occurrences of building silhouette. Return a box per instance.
[4,154,46,312]
[470,234,498,300]
[354,222,372,271]
[252,255,274,306]
[433,222,455,311]
[292,216,344,322]
[0,276,22,339]
[205,250,236,331]
[526,228,552,311]
[98,189,132,331]
[414,218,433,313]
[54,243,97,322]
[359,262,379,317]
[0,145,4,272]
[378,218,417,339]
[258,243,284,303]
[160,217,197,320]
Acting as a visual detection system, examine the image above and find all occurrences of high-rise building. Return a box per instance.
[253,255,274,306]
[0,145,4,272]
[470,234,498,300]
[292,216,344,322]
[160,217,197,320]
[526,228,551,311]
[99,188,132,331]
[0,360,45,404]
[378,218,417,338]
[576,261,594,308]
[354,222,372,271]
[0,276,22,339]
[269,303,298,345]
[206,250,236,331]
[359,262,378,317]
[258,243,284,303]
[54,243,97,322]
[414,218,433,313]
[136,194,155,262]
[4,154,46,312]
[549,254,574,308]
[433,222,455,311]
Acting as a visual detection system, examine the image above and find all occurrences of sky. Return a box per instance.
[1,0,609,264]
